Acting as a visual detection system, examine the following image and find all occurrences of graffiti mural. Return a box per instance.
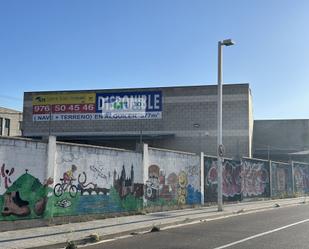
[241,159,270,198]
[177,171,188,205]
[147,148,201,207]
[1,164,15,189]
[52,144,144,217]
[145,165,179,202]
[293,162,309,194]
[55,199,72,208]
[4,136,309,225]
[1,170,53,219]
[271,162,293,198]
[205,157,241,202]
[77,172,109,196]
[113,165,143,199]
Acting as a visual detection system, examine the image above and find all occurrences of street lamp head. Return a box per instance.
[221,39,235,46]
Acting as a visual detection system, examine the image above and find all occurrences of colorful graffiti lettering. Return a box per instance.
[271,162,293,197]
[241,160,269,197]
[206,160,241,198]
[276,168,286,192]
[293,164,309,194]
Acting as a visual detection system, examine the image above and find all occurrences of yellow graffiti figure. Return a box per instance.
[178,171,188,188]
[177,171,188,205]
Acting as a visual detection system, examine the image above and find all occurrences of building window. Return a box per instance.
[4,118,10,136]
[0,118,2,135]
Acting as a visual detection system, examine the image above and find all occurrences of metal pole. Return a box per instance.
[217,41,223,211]
[48,105,52,136]
[139,119,143,152]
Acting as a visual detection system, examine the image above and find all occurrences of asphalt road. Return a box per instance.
[84,203,309,249]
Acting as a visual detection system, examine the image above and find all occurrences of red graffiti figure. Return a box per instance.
[1,164,15,189]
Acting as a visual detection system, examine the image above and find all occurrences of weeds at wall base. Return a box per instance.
[65,241,77,249]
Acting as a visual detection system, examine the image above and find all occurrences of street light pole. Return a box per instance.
[217,39,235,212]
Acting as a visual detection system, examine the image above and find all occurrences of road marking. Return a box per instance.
[213,218,309,249]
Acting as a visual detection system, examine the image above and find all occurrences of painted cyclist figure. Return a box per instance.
[63,164,77,184]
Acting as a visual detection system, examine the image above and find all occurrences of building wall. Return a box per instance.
[23,84,252,158]
[248,89,254,158]
[253,119,309,162]
[0,107,22,137]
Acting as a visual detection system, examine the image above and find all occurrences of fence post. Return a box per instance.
[46,135,57,220]
[200,152,204,205]
[269,160,273,198]
[143,143,149,208]
[291,161,295,196]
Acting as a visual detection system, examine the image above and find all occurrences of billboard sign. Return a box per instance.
[32,90,162,121]
[96,91,162,119]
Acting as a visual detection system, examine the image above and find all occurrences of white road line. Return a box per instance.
[213,218,309,249]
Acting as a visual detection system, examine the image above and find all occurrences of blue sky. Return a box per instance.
[1,0,309,119]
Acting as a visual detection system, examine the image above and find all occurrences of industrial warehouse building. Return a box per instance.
[253,119,309,162]
[22,83,253,158]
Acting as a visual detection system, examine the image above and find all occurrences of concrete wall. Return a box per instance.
[23,84,252,158]
[204,156,270,202]
[52,142,143,216]
[1,136,309,229]
[0,137,48,221]
[293,161,309,195]
[0,137,203,224]
[145,147,201,207]
[204,156,241,202]
[271,161,293,198]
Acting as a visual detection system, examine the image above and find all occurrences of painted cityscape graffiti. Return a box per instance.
[51,160,144,216]
[241,159,270,198]
[113,165,143,199]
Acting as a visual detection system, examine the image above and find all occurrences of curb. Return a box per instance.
[27,199,306,249]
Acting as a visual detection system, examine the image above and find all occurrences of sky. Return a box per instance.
[1,0,309,119]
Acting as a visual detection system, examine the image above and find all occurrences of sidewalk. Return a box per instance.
[0,197,306,249]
